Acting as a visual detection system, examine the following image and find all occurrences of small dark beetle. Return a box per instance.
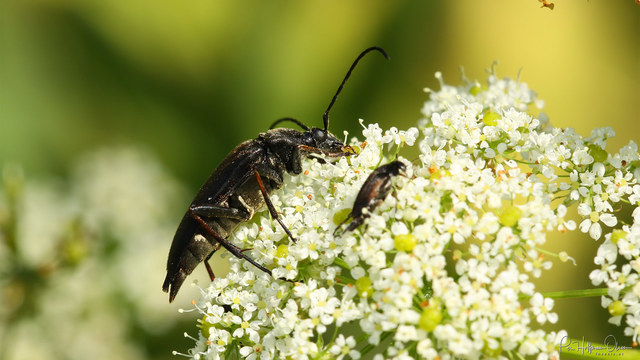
[163,47,389,302]
[334,160,406,236]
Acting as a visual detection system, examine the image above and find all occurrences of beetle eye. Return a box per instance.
[313,128,327,141]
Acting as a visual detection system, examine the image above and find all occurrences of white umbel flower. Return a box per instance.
[177,68,640,359]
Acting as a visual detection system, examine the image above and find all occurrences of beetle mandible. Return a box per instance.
[163,47,389,302]
[333,160,407,236]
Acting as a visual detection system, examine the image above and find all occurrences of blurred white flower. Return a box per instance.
[0,146,187,360]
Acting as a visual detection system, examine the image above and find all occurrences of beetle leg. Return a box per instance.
[342,216,366,235]
[190,211,273,276]
[204,261,215,281]
[297,144,355,158]
[254,164,284,189]
[204,244,221,281]
[332,212,354,236]
[191,204,251,221]
[253,170,297,243]
[307,154,327,164]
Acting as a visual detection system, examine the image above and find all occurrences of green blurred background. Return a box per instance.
[1,0,638,358]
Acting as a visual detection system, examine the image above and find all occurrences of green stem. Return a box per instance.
[376,145,385,167]
[327,324,339,349]
[2,169,21,256]
[501,154,535,166]
[520,288,608,300]
[551,194,569,203]
[333,257,351,271]
[359,331,393,358]
[336,275,356,285]
[535,247,568,262]
[542,288,608,299]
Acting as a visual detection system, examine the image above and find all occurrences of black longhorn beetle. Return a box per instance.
[163,47,389,302]
[333,160,407,236]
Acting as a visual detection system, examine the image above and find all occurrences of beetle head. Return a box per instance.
[270,47,388,157]
[387,160,407,176]
[306,127,353,155]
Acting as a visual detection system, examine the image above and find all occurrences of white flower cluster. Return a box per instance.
[590,222,640,344]
[0,148,185,360]
[182,71,639,359]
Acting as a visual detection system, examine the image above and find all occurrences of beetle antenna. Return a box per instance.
[270,117,310,131]
[322,47,389,132]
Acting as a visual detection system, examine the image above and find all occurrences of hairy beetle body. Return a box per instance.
[163,128,349,302]
[334,160,406,236]
[163,47,389,302]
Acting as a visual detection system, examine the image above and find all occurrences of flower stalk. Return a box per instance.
[540,288,609,300]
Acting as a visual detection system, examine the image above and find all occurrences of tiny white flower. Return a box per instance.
[530,293,558,324]
[329,335,360,360]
